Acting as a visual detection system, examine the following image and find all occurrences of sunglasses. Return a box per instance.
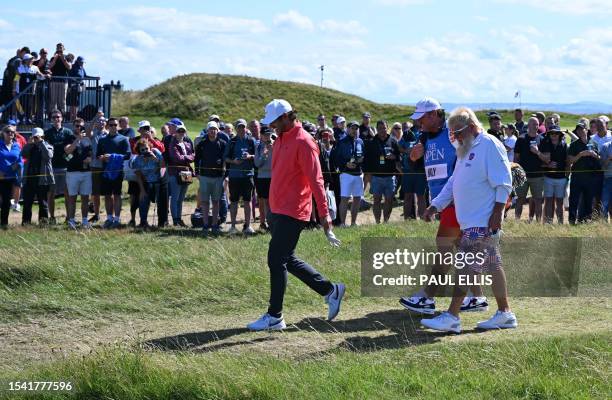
[450,125,470,136]
[108,123,118,127]
[5,130,16,134]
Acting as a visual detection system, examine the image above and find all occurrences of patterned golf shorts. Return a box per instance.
[457,227,502,273]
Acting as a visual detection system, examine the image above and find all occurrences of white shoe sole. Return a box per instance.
[461,306,489,313]
[327,283,345,321]
[477,322,518,330]
[247,320,286,331]
[421,319,461,333]
[399,299,436,315]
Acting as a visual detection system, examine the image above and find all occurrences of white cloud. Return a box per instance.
[320,19,368,35]
[111,42,143,62]
[496,0,612,14]
[374,0,427,5]
[273,10,314,31]
[128,31,158,49]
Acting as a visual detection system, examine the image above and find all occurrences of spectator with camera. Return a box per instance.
[568,122,601,224]
[254,125,274,231]
[48,43,72,118]
[63,118,93,229]
[332,121,364,226]
[224,119,256,234]
[96,117,130,229]
[195,121,227,235]
[44,109,72,223]
[133,139,164,229]
[20,128,54,225]
[364,120,400,224]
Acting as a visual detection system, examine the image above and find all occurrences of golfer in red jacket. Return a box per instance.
[247,99,345,331]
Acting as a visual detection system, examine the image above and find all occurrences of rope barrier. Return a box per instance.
[0,165,607,181]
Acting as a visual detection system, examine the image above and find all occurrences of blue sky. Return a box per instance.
[2,0,611,104]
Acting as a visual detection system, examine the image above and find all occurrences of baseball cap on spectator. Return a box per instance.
[304,123,316,134]
[488,112,502,121]
[31,127,44,137]
[531,112,546,120]
[261,99,293,125]
[31,51,39,61]
[336,116,346,125]
[235,119,247,127]
[546,125,562,134]
[209,114,221,122]
[410,97,442,120]
[348,121,359,128]
[572,122,587,134]
[7,119,17,126]
[598,115,610,123]
[22,53,33,61]
[207,121,219,130]
[320,128,332,139]
[176,125,187,133]
[168,117,183,126]
[219,122,226,131]
[363,112,371,118]
[138,120,151,129]
[260,126,273,136]
[506,123,517,131]
[76,56,85,63]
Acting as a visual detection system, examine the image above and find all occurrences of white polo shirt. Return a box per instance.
[431,132,512,230]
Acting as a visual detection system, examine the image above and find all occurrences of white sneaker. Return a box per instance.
[247,313,286,331]
[460,296,489,312]
[399,295,436,315]
[325,283,345,321]
[243,226,255,235]
[228,226,238,235]
[476,310,518,330]
[11,203,21,212]
[421,311,462,333]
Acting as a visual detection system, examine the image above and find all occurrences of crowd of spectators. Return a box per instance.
[1,43,93,125]
[0,106,610,230]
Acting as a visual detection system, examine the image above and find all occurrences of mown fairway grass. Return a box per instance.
[0,221,610,399]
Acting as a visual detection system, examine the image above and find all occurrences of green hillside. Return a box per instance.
[112,73,413,124]
[112,73,589,130]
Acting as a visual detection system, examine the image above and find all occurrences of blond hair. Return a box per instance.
[448,107,483,132]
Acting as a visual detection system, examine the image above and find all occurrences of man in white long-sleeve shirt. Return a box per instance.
[420,107,517,333]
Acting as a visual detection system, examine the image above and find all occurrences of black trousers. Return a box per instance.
[0,179,14,226]
[22,180,49,224]
[267,212,333,317]
[157,181,169,226]
[569,173,595,224]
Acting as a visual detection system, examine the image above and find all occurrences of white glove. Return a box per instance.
[325,230,341,247]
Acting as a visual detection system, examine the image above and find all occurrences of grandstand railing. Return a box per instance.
[0,76,112,133]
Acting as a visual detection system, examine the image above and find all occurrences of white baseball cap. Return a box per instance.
[261,99,292,125]
[22,53,34,61]
[207,121,219,130]
[31,127,44,137]
[598,115,610,123]
[410,97,442,120]
[336,116,346,124]
[138,120,151,128]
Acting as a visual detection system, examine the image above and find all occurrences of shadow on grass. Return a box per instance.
[142,309,479,354]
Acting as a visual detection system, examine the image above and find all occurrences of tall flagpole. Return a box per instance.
[320,65,324,88]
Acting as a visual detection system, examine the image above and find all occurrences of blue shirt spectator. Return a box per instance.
[224,134,256,178]
[332,133,364,175]
[0,138,23,180]
[132,148,163,183]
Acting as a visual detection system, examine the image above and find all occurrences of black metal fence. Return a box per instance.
[0,76,112,128]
